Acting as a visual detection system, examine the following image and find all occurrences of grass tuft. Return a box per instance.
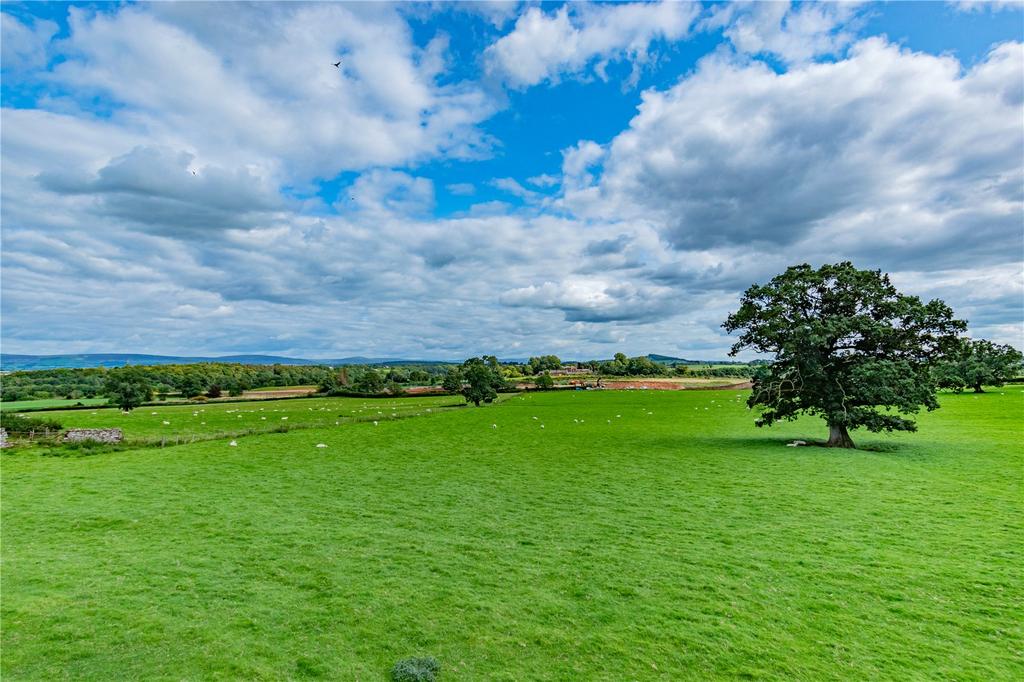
[391,656,440,682]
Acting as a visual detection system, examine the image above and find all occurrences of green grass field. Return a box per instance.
[5,395,464,444]
[2,389,1021,679]
[0,397,110,412]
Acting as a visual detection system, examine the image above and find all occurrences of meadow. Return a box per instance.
[4,395,464,445]
[2,389,1021,679]
[0,397,109,412]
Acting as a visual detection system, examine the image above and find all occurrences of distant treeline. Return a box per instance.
[546,353,757,378]
[1,355,759,403]
[0,363,447,402]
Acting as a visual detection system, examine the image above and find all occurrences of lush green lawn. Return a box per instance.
[0,398,109,412]
[7,395,463,443]
[2,389,1021,679]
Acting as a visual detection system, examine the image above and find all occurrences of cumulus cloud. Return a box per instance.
[45,3,494,182]
[2,3,1021,359]
[705,1,864,65]
[527,174,559,187]
[500,277,678,324]
[486,1,699,88]
[583,234,633,257]
[949,0,1024,12]
[1,12,57,73]
[446,182,476,196]
[490,177,540,201]
[347,169,435,216]
[36,146,283,237]
[567,38,1023,266]
[561,140,606,187]
[448,0,521,29]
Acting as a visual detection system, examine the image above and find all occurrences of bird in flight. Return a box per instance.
[191,170,197,176]
[332,61,341,68]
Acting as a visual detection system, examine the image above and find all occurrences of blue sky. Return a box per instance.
[1,1,1022,360]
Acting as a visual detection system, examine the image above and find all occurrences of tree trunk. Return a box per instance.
[973,384,984,393]
[826,422,856,448]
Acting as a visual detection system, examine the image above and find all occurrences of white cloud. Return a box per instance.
[448,0,521,29]
[346,170,435,217]
[486,1,700,88]
[500,277,678,323]
[527,174,559,187]
[2,4,1021,360]
[546,38,1023,348]
[490,177,540,201]
[446,182,476,196]
[46,3,495,183]
[706,1,864,65]
[169,304,234,319]
[1,13,57,72]
[36,145,284,237]
[949,0,1024,12]
[567,39,1023,263]
[561,140,606,185]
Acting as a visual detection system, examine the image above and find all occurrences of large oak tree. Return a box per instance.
[723,262,966,448]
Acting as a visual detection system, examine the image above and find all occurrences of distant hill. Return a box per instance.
[646,354,750,366]
[646,354,695,364]
[0,352,746,371]
[0,354,452,371]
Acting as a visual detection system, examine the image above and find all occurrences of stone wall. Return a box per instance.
[0,428,8,448]
[63,428,123,444]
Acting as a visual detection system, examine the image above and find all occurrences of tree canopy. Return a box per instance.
[460,357,506,406]
[723,262,966,448]
[103,368,153,412]
[441,367,464,395]
[1,362,449,403]
[527,355,561,375]
[535,371,555,390]
[582,354,670,377]
[934,339,1023,393]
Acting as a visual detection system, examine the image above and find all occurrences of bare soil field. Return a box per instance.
[240,388,318,399]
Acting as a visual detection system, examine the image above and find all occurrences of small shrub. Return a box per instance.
[44,439,116,457]
[0,413,63,434]
[390,656,440,682]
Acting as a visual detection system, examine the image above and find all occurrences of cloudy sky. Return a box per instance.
[2,1,1021,360]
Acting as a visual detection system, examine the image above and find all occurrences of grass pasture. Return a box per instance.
[0,397,109,412]
[6,395,464,445]
[2,389,1022,679]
